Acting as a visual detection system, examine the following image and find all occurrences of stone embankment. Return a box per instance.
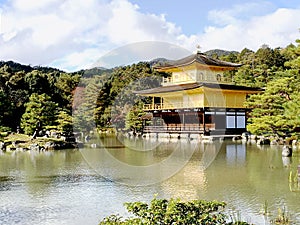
[233,133,299,147]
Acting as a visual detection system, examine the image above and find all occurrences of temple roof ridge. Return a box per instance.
[153,51,242,69]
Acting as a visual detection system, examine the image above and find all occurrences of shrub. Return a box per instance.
[0,126,11,133]
[99,198,251,225]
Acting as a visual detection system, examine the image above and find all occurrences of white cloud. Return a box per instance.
[200,7,300,52]
[105,0,181,44]
[0,9,3,34]
[0,0,111,67]
[208,1,274,26]
[91,41,191,69]
[0,0,185,70]
[11,0,61,12]
[0,0,300,71]
[50,48,108,71]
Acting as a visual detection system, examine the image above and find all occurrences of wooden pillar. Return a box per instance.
[182,112,185,131]
[152,97,154,109]
[203,111,206,133]
[235,110,237,129]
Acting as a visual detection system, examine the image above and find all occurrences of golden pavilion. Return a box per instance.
[136,51,261,135]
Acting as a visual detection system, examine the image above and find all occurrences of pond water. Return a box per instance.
[0,136,300,225]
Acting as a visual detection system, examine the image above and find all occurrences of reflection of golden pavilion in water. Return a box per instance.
[160,142,249,200]
[160,142,222,200]
[136,52,262,135]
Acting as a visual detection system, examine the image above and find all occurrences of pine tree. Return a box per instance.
[56,110,73,136]
[21,93,58,135]
[246,76,299,136]
[125,102,146,133]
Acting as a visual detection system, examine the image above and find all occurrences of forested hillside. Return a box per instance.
[0,62,81,135]
[0,61,165,136]
[73,62,165,133]
[1,38,300,137]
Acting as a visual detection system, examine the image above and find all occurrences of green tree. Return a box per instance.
[280,43,297,63]
[21,93,58,135]
[91,62,161,130]
[24,70,49,94]
[246,76,299,136]
[0,90,15,129]
[220,52,238,63]
[125,102,146,133]
[0,64,13,97]
[233,65,256,87]
[284,39,300,69]
[237,48,255,64]
[251,45,285,86]
[280,39,300,133]
[55,72,81,109]
[73,104,96,133]
[74,75,110,132]
[283,92,300,133]
[234,46,288,88]
[99,198,249,225]
[232,48,256,87]
[255,45,285,69]
[56,110,73,136]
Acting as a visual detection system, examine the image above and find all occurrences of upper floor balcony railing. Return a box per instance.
[162,76,233,85]
[143,102,202,111]
[143,98,249,111]
[162,77,194,85]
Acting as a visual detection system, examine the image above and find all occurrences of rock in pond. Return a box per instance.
[282,145,292,157]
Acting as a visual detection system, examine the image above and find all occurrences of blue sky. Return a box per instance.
[130,0,279,34]
[0,0,300,71]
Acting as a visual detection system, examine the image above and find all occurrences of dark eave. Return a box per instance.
[134,82,262,95]
[205,83,263,91]
[153,52,242,70]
